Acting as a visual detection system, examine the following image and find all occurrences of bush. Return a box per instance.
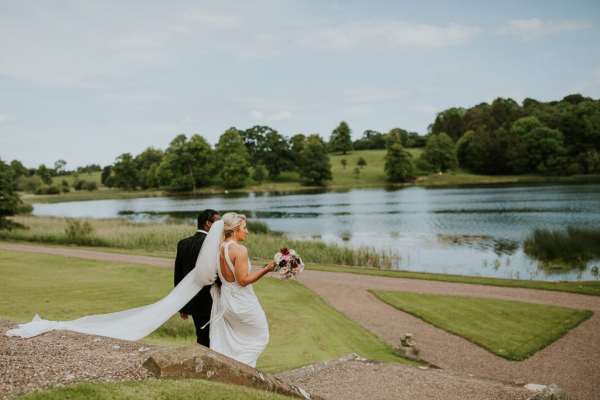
[35,186,61,195]
[73,179,85,191]
[17,175,43,193]
[83,181,98,191]
[65,219,95,243]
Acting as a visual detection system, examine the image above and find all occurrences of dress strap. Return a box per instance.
[223,241,236,273]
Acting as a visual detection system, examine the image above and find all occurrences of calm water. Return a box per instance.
[33,184,600,281]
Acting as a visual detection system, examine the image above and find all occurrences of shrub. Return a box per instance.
[17,175,43,193]
[73,179,85,191]
[35,186,61,195]
[83,181,98,191]
[65,219,95,243]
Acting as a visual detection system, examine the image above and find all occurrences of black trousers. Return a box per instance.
[191,313,211,347]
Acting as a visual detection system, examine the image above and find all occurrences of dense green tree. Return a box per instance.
[421,133,458,172]
[10,160,28,179]
[241,125,293,178]
[357,157,367,168]
[522,127,566,174]
[329,121,353,154]
[101,165,113,186]
[0,159,21,230]
[299,134,332,185]
[353,130,386,150]
[431,108,465,141]
[384,142,415,182]
[134,147,163,189]
[216,128,251,189]
[158,134,214,192]
[252,164,267,183]
[36,164,53,185]
[111,153,138,189]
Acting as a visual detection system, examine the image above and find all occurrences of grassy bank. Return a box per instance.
[370,290,592,360]
[0,250,407,372]
[23,150,600,204]
[307,263,600,296]
[18,379,294,400]
[1,216,397,269]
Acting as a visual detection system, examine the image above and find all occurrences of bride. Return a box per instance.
[6,212,275,368]
[209,212,274,367]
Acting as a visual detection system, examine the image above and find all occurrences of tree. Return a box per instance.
[385,142,415,182]
[101,166,113,186]
[431,108,465,141]
[134,147,163,189]
[299,135,332,185]
[522,127,566,174]
[252,164,267,182]
[216,128,251,189]
[10,160,28,179]
[0,159,21,230]
[340,159,347,169]
[158,134,214,192]
[241,125,293,178]
[290,133,307,166]
[36,164,53,185]
[353,167,360,179]
[357,157,367,168]
[112,153,139,189]
[54,159,67,175]
[329,121,353,154]
[421,133,458,172]
[353,130,386,150]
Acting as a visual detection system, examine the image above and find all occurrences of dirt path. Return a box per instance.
[2,242,598,399]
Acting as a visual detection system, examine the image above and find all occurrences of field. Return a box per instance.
[371,290,592,360]
[0,250,407,373]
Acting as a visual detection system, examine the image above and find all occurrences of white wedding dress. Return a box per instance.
[208,241,269,367]
[5,220,270,367]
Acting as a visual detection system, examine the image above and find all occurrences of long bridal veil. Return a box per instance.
[5,220,224,341]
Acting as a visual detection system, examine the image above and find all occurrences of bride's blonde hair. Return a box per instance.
[222,212,247,239]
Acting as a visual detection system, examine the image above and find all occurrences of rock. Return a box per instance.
[111,345,120,350]
[143,345,322,400]
[526,383,569,400]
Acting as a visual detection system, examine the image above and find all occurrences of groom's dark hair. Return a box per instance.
[197,209,219,230]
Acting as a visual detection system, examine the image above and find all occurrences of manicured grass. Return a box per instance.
[370,290,592,360]
[0,250,407,372]
[2,216,397,269]
[17,379,293,400]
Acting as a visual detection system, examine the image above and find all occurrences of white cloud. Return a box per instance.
[250,110,292,123]
[298,22,480,50]
[498,18,591,39]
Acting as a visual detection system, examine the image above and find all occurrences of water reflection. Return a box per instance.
[32,183,600,281]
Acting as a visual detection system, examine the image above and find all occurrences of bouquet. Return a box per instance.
[273,247,304,279]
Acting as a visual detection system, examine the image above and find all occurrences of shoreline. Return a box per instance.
[22,173,600,204]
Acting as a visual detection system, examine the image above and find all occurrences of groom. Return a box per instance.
[174,209,221,347]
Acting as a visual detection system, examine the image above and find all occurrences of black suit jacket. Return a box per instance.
[174,232,213,316]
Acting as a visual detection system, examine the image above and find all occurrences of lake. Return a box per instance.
[32,183,600,281]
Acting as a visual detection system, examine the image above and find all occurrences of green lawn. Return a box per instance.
[18,379,293,400]
[370,290,592,361]
[0,250,407,373]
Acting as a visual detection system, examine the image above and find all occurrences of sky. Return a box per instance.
[1,0,600,168]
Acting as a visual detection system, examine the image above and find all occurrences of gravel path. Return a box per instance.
[278,359,533,400]
[0,320,153,399]
[2,242,598,399]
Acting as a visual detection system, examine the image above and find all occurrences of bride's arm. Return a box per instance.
[234,246,275,287]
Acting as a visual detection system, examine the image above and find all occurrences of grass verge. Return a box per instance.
[0,250,408,373]
[17,379,294,400]
[1,216,397,269]
[370,290,592,361]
